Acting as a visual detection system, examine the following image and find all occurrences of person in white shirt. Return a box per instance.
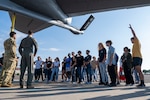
[50,57,60,82]
[34,56,44,82]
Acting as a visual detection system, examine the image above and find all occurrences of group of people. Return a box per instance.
[34,56,60,83]
[61,50,96,84]
[34,50,99,84]
[56,40,120,86]
[33,25,145,87]
[97,24,145,87]
[0,24,146,89]
[120,25,145,87]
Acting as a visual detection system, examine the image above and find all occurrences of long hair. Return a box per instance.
[98,43,105,50]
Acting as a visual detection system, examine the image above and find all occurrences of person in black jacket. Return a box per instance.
[76,51,84,84]
[121,47,134,86]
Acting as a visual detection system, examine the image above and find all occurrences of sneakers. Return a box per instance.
[125,84,130,86]
[34,80,39,83]
[99,82,104,85]
[47,80,51,83]
[85,82,89,84]
[104,82,109,86]
[117,81,120,85]
[130,83,134,86]
[61,79,64,82]
[135,81,139,84]
[109,83,117,87]
[67,79,70,82]
[72,82,77,84]
[89,82,92,84]
[85,82,92,84]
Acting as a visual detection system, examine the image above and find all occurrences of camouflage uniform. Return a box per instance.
[19,36,38,87]
[0,37,17,86]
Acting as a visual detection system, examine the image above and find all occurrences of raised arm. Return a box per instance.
[129,24,137,38]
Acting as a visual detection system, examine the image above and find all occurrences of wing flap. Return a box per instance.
[9,12,53,33]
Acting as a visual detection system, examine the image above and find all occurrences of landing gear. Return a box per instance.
[10,13,16,32]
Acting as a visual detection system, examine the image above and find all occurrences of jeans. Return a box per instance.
[81,67,86,81]
[76,66,82,83]
[86,64,92,82]
[92,68,98,81]
[50,67,59,81]
[99,62,108,83]
[71,67,76,82]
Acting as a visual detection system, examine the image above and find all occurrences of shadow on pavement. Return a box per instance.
[84,87,150,100]
[0,82,150,100]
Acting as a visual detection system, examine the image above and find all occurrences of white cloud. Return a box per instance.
[0,38,4,42]
[16,31,26,44]
[41,48,61,52]
[49,48,60,51]
[0,31,8,55]
[0,30,26,43]
[0,30,9,35]
[38,41,46,45]
[15,31,27,48]
[16,31,26,39]
[0,31,8,47]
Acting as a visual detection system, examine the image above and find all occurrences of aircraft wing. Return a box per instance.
[9,12,53,33]
[0,0,54,33]
[56,0,150,17]
[1,0,150,34]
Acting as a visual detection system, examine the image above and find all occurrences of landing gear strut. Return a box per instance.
[11,13,16,32]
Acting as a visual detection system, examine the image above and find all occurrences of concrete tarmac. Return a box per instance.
[0,74,150,100]
[0,81,150,100]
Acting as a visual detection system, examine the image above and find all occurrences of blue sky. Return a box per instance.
[0,6,150,70]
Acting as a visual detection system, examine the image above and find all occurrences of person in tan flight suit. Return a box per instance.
[0,31,17,87]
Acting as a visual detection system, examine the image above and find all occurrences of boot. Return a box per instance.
[27,86,34,89]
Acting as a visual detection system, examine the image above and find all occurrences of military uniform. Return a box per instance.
[0,55,4,72]
[0,56,4,77]
[19,36,38,88]
[0,37,17,86]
